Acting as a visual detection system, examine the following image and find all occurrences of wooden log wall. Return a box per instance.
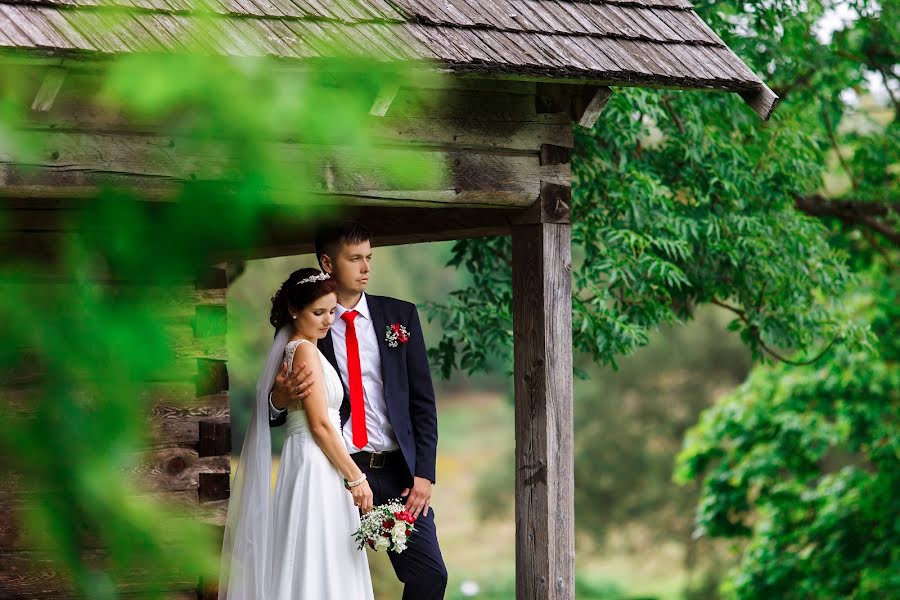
[1,66,579,259]
[0,266,230,599]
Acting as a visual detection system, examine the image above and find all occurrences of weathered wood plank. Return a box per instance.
[0,281,223,308]
[151,393,231,449]
[21,70,568,145]
[3,384,225,426]
[0,354,199,386]
[511,221,574,600]
[1,202,540,261]
[0,492,227,551]
[0,547,205,596]
[206,203,530,260]
[21,104,573,152]
[164,328,227,363]
[372,115,573,151]
[0,131,570,207]
[0,331,224,376]
[0,266,227,598]
[0,449,229,499]
[130,449,231,493]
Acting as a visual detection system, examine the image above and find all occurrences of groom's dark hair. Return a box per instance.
[314,222,372,267]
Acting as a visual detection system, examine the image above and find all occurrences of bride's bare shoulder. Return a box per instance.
[292,339,321,365]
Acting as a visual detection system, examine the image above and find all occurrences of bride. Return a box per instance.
[218,268,375,599]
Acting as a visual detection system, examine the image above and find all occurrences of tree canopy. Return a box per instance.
[431,1,898,597]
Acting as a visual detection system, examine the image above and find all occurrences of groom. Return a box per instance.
[268,222,448,599]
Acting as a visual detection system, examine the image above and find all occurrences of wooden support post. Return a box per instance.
[512,186,574,599]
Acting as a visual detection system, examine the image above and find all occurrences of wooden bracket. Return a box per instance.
[574,86,613,129]
[516,182,571,225]
[198,472,230,503]
[197,421,231,457]
[369,84,400,117]
[31,67,67,112]
[536,83,613,129]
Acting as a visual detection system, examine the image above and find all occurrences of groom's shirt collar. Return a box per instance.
[335,292,371,322]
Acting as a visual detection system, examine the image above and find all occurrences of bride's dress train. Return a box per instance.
[270,339,374,599]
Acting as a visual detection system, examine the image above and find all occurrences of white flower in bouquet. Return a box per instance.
[374,536,390,552]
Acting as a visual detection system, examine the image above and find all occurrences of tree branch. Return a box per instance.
[712,296,837,366]
[711,298,746,318]
[876,67,900,120]
[758,337,838,367]
[794,194,900,247]
[861,228,893,266]
[661,95,685,135]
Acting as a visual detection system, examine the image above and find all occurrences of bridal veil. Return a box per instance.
[217,324,292,599]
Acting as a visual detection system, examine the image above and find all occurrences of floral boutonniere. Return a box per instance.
[385,323,410,348]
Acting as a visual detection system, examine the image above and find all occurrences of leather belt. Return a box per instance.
[352,450,402,470]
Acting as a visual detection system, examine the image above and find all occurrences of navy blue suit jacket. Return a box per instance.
[269,295,439,483]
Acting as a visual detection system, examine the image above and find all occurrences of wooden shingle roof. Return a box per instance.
[0,0,777,118]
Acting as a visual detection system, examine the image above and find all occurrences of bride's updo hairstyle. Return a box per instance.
[269,268,337,331]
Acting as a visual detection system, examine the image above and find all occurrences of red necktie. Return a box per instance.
[341,310,367,449]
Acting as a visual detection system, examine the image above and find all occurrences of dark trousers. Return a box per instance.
[356,454,448,600]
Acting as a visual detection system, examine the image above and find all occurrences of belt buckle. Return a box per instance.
[369,452,386,469]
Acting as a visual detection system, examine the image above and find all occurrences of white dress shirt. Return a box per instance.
[269,293,398,454]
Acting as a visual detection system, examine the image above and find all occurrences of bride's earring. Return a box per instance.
[291,314,297,320]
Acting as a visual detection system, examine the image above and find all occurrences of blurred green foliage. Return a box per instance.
[0,12,440,597]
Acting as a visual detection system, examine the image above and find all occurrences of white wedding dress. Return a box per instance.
[270,339,374,599]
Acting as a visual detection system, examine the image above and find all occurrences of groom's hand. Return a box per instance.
[401,476,432,519]
[272,361,314,410]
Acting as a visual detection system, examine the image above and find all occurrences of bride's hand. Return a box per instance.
[351,480,374,514]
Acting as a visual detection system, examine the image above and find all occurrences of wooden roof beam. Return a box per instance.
[740,83,779,121]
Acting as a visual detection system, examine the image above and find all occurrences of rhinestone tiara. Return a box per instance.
[297,272,330,285]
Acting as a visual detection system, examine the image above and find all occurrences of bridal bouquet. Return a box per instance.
[353,499,416,553]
